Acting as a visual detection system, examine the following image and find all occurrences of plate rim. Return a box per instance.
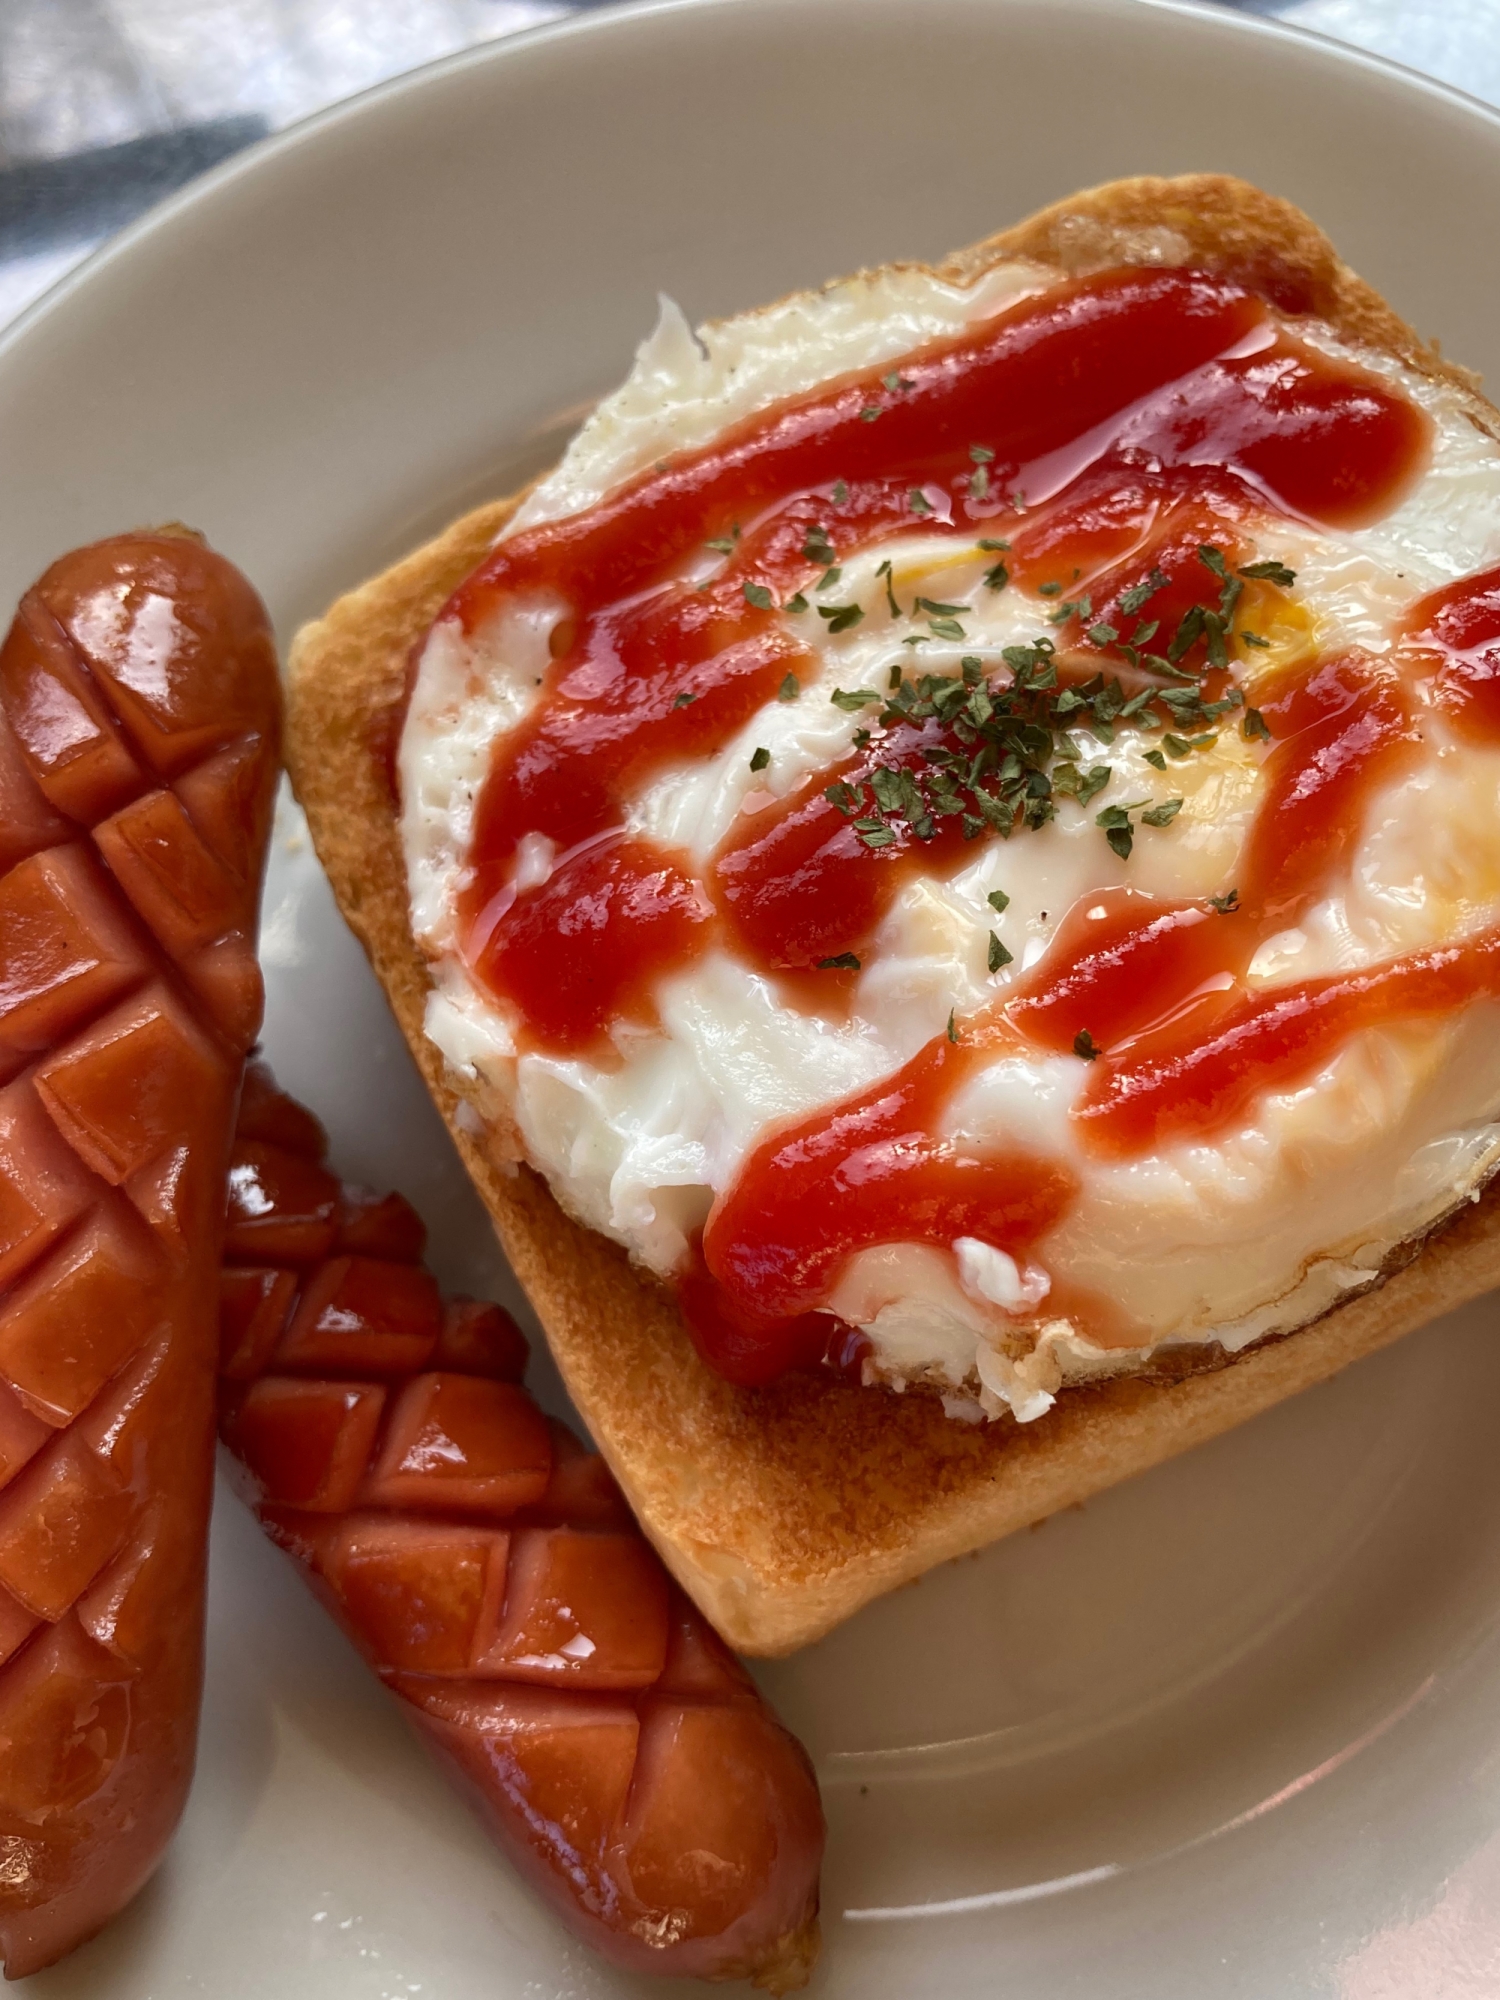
[5,0,1500,373]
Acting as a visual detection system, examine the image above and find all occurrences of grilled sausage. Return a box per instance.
[220,1062,824,1990]
[0,531,280,1976]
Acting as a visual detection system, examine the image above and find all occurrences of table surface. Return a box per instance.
[1,0,1498,339]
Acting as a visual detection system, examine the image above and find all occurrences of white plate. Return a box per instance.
[5,1,1500,1992]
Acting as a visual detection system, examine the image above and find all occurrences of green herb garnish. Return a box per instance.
[1118,568,1169,616]
[1096,800,1147,859]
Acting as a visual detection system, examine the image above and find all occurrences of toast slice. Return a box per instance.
[286,175,1500,1656]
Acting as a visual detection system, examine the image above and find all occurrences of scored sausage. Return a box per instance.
[219,1062,825,1991]
[0,533,280,1977]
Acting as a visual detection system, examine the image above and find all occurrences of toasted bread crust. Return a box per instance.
[286,175,1500,1655]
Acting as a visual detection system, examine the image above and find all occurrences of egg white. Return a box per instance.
[401,263,1500,1422]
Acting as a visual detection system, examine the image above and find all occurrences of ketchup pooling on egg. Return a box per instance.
[418,262,1487,1388]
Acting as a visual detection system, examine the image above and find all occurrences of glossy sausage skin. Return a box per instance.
[219,1065,824,1991]
[0,533,280,1977]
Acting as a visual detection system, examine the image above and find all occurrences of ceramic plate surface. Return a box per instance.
[4,1,1500,1992]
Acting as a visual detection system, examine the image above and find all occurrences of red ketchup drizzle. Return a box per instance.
[1037,565,1500,1162]
[451,268,1425,1053]
[471,837,712,1051]
[695,1042,1075,1385]
[1005,654,1419,1061]
[711,471,1263,976]
[419,263,1441,1385]
[711,718,974,976]
[699,651,1423,1361]
[1401,561,1500,741]
[1074,929,1500,1156]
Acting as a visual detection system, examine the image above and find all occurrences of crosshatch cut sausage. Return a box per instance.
[0,532,280,1977]
[219,1063,826,1992]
